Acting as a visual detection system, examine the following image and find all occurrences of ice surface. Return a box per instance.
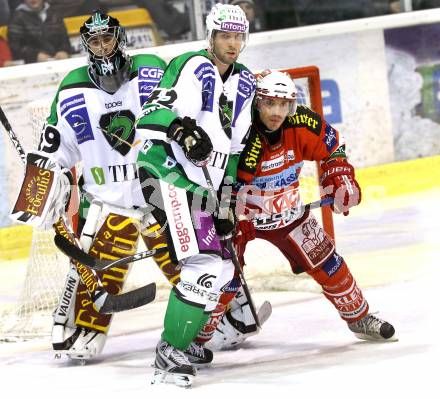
[1,188,439,398]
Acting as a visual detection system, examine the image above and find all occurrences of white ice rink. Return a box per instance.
[1,188,439,399]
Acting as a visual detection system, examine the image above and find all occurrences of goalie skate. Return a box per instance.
[53,325,107,362]
[151,339,196,388]
[348,313,397,342]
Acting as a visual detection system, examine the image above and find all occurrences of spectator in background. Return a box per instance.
[7,0,72,63]
[99,0,190,40]
[0,36,13,67]
[413,0,440,10]
[229,0,265,32]
[1,0,10,25]
[47,0,102,19]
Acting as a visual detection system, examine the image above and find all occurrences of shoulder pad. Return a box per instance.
[287,105,322,135]
[238,129,264,175]
[59,66,92,91]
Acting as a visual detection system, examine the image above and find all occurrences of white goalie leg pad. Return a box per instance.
[206,287,272,350]
[52,201,108,360]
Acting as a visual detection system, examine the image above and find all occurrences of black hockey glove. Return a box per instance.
[213,190,237,237]
[167,117,213,166]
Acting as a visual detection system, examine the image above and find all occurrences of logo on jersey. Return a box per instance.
[261,150,295,172]
[263,189,299,214]
[141,139,153,155]
[209,151,229,170]
[108,163,138,182]
[233,69,255,127]
[105,101,122,109]
[99,110,137,155]
[91,167,105,185]
[322,253,343,277]
[252,162,303,190]
[242,134,263,171]
[324,123,337,152]
[219,92,233,139]
[61,94,94,144]
[197,273,216,288]
[163,156,177,169]
[195,62,216,112]
[288,106,322,135]
[138,66,164,106]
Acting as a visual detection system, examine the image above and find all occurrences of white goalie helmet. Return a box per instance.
[206,3,250,51]
[256,69,298,114]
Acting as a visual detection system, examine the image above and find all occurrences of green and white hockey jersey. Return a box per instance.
[39,54,167,209]
[136,49,256,196]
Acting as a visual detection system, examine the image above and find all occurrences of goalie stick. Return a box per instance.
[54,234,169,270]
[0,106,156,314]
[54,197,333,271]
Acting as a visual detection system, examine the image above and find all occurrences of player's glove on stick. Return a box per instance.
[168,116,213,166]
[213,190,237,236]
[320,159,361,216]
[234,218,256,247]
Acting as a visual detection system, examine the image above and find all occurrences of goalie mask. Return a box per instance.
[80,12,131,93]
[256,70,298,115]
[206,3,250,52]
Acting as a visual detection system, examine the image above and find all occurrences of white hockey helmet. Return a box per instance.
[206,3,249,51]
[256,70,298,114]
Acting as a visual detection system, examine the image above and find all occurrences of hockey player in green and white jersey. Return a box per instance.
[10,12,167,362]
[136,3,255,387]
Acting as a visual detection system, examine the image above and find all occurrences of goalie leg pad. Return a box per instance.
[206,286,272,351]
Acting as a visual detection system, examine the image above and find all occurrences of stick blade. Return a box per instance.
[100,283,157,314]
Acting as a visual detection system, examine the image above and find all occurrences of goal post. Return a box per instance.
[284,66,335,240]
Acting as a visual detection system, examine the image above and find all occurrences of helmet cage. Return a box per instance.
[80,13,128,77]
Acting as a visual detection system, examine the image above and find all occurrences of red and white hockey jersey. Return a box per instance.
[237,105,345,230]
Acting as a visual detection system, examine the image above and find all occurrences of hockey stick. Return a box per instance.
[54,234,168,270]
[0,106,156,313]
[54,197,334,271]
[200,165,263,327]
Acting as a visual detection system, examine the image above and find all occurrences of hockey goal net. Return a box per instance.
[0,66,334,340]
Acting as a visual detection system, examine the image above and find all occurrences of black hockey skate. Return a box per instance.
[184,341,213,365]
[151,339,196,388]
[348,313,397,341]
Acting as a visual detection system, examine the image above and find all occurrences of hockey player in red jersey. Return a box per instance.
[203,69,396,349]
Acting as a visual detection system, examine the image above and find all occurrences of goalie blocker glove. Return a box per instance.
[320,159,361,216]
[10,150,72,229]
[167,116,213,166]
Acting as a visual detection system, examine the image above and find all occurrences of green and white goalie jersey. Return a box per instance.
[38,54,166,209]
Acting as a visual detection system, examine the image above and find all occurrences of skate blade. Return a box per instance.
[151,368,194,388]
[353,332,399,342]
